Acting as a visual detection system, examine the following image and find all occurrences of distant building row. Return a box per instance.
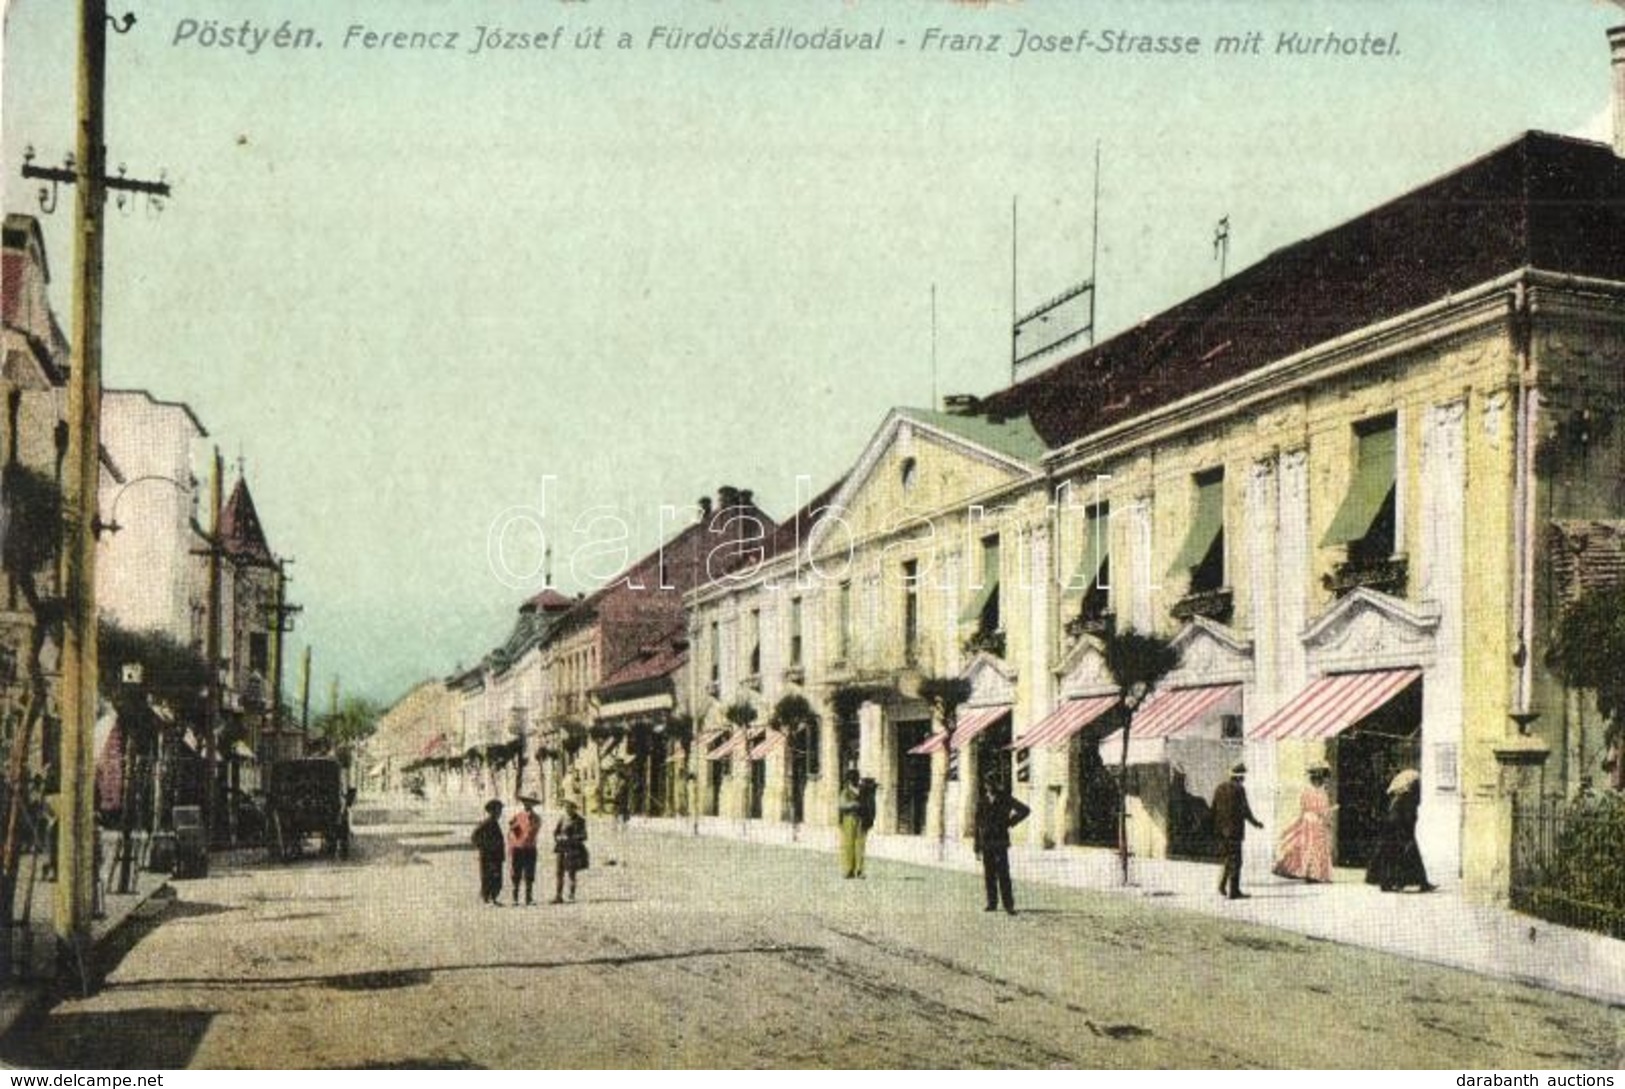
[381,56,1625,901]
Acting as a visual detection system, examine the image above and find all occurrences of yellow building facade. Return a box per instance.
[685,130,1625,904]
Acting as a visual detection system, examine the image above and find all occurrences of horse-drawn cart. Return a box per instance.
[264,758,352,861]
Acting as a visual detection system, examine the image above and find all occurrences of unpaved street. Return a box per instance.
[2,815,1620,1069]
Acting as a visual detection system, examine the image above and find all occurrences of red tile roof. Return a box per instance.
[545,494,776,692]
[758,476,847,565]
[523,588,574,614]
[978,133,1625,452]
[595,623,689,697]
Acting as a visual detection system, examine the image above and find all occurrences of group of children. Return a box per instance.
[471,794,589,906]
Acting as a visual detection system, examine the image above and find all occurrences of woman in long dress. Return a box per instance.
[1273,764,1334,883]
[1365,768,1436,892]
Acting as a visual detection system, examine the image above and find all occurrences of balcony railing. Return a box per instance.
[1170,587,1234,624]
[1323,554,1408,599]
[1063,611,1115,642]
[961,628,1007,659]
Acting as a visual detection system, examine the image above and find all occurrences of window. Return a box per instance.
[837,581,852,662]
[796,720,821,779]
[789,597,803,667]
[1323,413,1397,561]
[1066,502,1111,622]
[709,622,721,685]
[747,608,761,677]
[900,456,918,492]
[1170,468,1225,594]
[249,631,270,675]
[902,559,920,661]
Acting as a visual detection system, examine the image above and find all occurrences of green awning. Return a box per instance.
[1168,476,1224,576]
[961,539,1001,622]
[1062,522,1108,601]
[960,579,998,624]
[1322,425,1396,546]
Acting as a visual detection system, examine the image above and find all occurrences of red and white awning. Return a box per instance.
[1247,668,1422,741]
[705,729,762,761]
[1097,685,1239,764]
[1009,695,1118,750]
[749,731,785,761]
[907,706,1010,755]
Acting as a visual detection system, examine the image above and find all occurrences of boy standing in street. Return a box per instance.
[508,795,542,905]
[472,799,505,906]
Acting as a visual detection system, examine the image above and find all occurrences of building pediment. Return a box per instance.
[1054,635,1119,698]
[1164,617,1254,688]
[807,408,1044,557]
[959,651,1017,707]
[1303,587,1439,673]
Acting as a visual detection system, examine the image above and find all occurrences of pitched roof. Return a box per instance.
[523,588,574,614]
[896,407,1050,463]
[595,623,689,697]
[977,132,1625,452]
[1550,521,1625,604]
[758,475,847,565]
[220,477,275,565]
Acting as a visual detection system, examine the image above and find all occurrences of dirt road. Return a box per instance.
[2,815,1619,1068]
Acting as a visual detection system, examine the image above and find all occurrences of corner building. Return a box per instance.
[974,130,1625,900]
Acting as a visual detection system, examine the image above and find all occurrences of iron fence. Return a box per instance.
[1509,794,1625,940]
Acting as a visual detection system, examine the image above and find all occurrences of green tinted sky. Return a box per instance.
[2,0,1618,704]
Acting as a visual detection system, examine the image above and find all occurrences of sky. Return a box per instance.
[1,0,1619,707]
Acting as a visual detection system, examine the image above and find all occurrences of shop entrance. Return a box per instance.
[1332,679,1422,868]
[895,719,931,835]
[1071,717,1121,848]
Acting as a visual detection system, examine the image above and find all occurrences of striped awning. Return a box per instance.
[1247,668,1422,741]
[907,706,1010,755]
[1096,685,1237,763]
[1009,695,1118,750]
[749,731,785,761]
[1129,684,1238,739]
[705,729,762,761]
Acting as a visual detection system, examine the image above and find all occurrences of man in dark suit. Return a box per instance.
[974,779,1031,915]
[1211,762,1264,899]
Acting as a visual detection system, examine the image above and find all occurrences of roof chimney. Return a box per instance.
[698,495,713,521]
[717,485,741,511]
[1612,26,1625,157]
[739,488,754,508]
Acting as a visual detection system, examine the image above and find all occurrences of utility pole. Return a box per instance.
[201,449,223,864]
[264,559,301,763]
[1214,215,1231,282]
[299,646,312,736]
[24,0,170,985]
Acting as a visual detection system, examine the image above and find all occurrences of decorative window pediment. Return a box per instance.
[1302,586,1438,674]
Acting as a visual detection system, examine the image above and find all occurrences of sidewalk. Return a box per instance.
[357,792,1625,1006]
[0,830,171,1038]
[635,811,1625,1008]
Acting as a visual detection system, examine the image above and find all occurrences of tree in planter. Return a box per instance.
[1102,627,1181,885]
[722,700,759,820]
[771,694,820,834]
[587,721,629,814]
[1548,581,1625,790]
[916,676,973,852]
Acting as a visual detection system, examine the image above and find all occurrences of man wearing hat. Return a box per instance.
[508,794,543,906]
[471,799,506,906]
[1211,762,1264,900]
